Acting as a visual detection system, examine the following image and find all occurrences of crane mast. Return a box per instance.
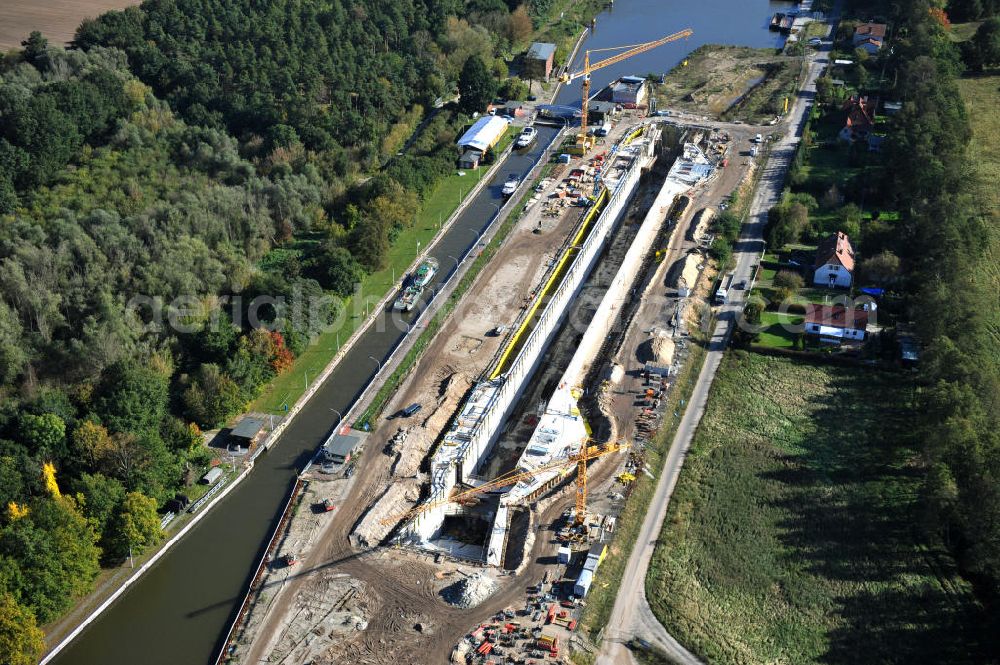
[561,28,693,148]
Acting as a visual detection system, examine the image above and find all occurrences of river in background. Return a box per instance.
[52,1,793,663]
[554,0,793,108]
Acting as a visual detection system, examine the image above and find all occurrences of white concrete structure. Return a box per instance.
[402,127,660,548]
[483,142,712,566]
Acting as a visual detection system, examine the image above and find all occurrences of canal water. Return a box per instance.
[555,0,793,108]
[51,2,793,663]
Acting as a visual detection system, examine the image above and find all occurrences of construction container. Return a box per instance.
[574,569,593,597]
[557,546,572,564]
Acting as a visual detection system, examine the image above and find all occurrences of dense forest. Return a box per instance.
[881,0,1000,614]
[0,0,566,660]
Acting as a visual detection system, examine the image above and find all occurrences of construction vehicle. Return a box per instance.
[380,440,628,526]
[559,28,693,150]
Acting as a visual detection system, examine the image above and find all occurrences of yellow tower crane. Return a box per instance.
[560,28,694,149]
[381,440,628,527]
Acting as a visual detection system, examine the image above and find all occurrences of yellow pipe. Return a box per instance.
[490,188,609,379]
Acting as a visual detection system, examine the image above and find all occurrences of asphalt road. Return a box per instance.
[595,47,829,665]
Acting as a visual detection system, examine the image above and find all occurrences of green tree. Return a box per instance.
[17,413,66,460]
[0,593,44,665]
[773,270,804,290]
[182,364,245,429]
[20,31,48,70]
[0,497,100,623]
[971,17,1000,67]
[72,472,126,554]
[109,491,162,561]
[94,361,169,437]
[859,251,901,285]
[458,55,497,114]
[319,245,365,297]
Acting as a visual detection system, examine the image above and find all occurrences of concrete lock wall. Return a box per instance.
[406,126,658,546]
[561,178,687,389]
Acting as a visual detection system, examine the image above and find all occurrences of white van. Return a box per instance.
[595,122,612,137]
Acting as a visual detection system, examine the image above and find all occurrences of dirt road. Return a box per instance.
[595,47,829,665]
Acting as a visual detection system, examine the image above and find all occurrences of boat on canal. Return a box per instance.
[412,257,439,287]
[394,284,424,312]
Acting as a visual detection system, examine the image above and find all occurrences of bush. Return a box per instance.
[773,270,804,290]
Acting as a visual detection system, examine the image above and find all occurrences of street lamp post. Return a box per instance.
[330,408,343,431]
[368,355,381,373]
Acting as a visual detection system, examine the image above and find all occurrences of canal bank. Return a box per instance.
[49,2,801,663]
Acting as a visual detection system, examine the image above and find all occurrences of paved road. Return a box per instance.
[595,47,829,665]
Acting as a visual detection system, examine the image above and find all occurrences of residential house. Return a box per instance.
[852,23,887,53]
[611,76,648,108]
[525,42,557,81]
[838,95,875,142]
[813,231,855,288]
[803,304,869,342]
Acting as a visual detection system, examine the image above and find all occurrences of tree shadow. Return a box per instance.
[756,365,985,662]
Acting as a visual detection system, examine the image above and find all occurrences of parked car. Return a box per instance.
[401,402,422,417]
[501,175,520,196]
[735,280,747,290]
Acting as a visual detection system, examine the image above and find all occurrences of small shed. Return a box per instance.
[525,42,557,80]
[230,417,265,448]
[201,467,224,485]
[589,101,620,123]
[612,76,647,107]
[459,150,482,170]
[324,432,363,464]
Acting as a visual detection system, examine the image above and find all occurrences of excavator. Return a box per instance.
[560,28,693,150]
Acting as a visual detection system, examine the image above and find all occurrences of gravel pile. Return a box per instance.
[441,572,499,608]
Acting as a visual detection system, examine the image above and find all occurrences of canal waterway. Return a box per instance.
[554,0,793,108]
[52,1,795,663]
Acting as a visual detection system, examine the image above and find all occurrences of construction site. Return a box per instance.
[215,23,767,653]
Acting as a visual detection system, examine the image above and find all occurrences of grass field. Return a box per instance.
[645,352,985,664]
[757,311,802,348]
[957,74,1000,217]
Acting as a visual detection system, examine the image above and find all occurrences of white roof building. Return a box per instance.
[457,116,508,153]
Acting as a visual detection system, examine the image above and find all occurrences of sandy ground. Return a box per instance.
[233,119,760,665]
[233,118,646,665]
[0,0,137,51]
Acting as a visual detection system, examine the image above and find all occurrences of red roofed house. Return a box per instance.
[814,232,855,288]
[853,23,887,53]
[804,304,869,342]
[839,95,875,142]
